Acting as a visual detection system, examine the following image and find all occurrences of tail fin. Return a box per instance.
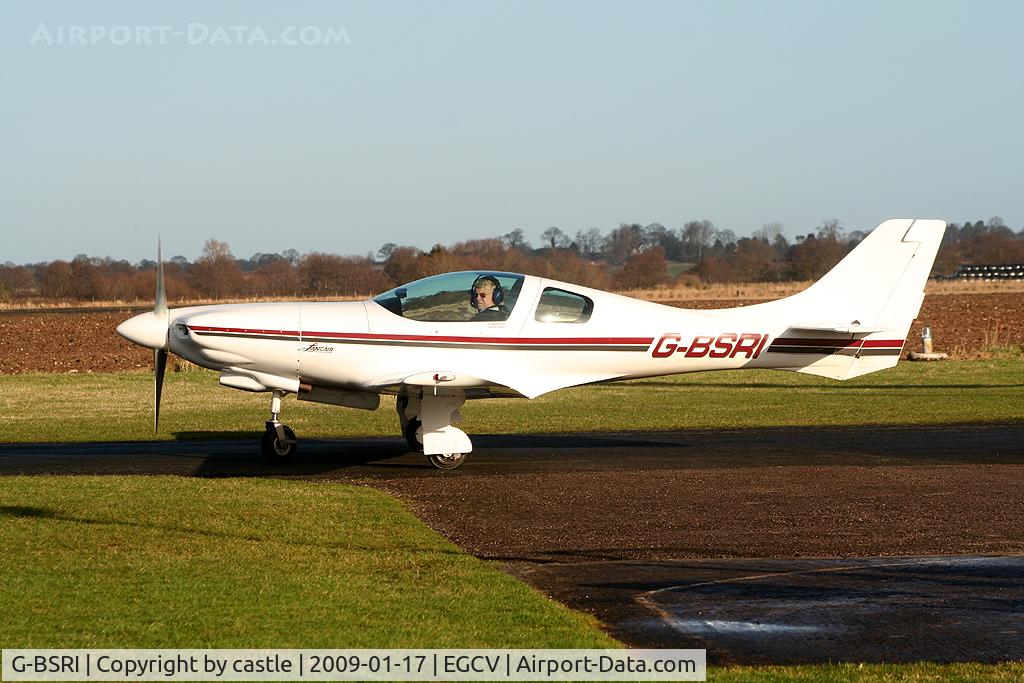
[753,219,946,380]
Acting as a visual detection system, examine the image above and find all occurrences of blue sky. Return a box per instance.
[2,1,1022,263]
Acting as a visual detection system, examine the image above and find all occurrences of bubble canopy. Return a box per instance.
[372,271,525,322]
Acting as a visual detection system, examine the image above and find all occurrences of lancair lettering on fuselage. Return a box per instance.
[301,343,333,353]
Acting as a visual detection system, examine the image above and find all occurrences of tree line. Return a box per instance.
[1,218,1021,304]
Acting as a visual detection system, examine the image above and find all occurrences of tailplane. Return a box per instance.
[750,219,946,379]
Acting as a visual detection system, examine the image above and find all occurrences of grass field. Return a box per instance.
[0,475,617,649]
[2,360,1021,443]
[3,478,1021,681]
[4,361,1021,680]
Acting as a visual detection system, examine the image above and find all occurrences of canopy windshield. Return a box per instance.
[372,271,525,322]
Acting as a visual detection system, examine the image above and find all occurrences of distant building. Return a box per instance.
[950,264,1024,280]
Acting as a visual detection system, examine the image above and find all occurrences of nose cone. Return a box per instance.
[117,311,168,350]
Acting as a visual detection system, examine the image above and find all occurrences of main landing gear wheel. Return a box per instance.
[403,418,423,452]
[428,452,467,470]
[397,389,470,470]
[261,424,297,463]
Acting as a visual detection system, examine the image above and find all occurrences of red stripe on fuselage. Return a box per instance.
[861,339,905,348]
[771,337,904,348]
[185,325,653,346]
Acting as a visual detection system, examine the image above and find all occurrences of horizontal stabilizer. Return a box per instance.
[789,323,894,335]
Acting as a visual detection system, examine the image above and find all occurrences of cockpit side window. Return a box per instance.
[535,287,593,323]
[372,272,525,322]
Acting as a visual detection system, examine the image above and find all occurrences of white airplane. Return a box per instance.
[118,219,945,469]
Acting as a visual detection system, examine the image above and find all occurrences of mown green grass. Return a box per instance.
[2,471,1018,679]
[1,476,1018,681]
[0,475,618,648]
[4,363,1022,679]
[1,360,1021,443]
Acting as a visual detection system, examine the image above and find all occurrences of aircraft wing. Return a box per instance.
[365,368,625,400]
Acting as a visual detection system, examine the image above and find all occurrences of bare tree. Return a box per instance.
[613,247,669,289]
[680,220,717,261]
[816,218,844,241]
[501,229,530,251]
[574,228,604,257]
[731,237,783,281]
[201,239,233,261]
[639,223,663,247]
[788,233,846,280]
[603,223,644,266]
[713,229,737,254]
[383,246,424,285]
[252,258,298,297]
[540,226,570,249]
[753,222,785,243]
[39,261,74,299]
[190,239,242,298]
[300,253,388,297]
[987,216,1006,230]
[0,264,34,301]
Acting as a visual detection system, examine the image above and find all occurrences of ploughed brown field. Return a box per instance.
[0,289,1020,374]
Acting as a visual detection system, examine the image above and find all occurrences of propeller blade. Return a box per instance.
[154,348,167,433]
[155,237,168,321]
[153,239,169,433]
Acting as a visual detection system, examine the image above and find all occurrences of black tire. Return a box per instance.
[403,418,423,452]
[428,452,467,470]
[261,425,297,463]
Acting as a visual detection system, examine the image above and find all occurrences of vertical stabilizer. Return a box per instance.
[749,219,946,380]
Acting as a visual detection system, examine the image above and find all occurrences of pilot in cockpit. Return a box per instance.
[469,275,510,321]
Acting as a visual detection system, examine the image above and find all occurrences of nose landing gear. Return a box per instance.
[261,390,297,463]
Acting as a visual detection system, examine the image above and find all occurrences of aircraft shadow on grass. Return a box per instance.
[0,504,460,554]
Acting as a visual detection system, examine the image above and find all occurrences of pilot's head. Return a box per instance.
[471,277,497,310]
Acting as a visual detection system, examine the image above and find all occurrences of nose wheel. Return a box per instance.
[261,390,297,464]
[262,422,297,462]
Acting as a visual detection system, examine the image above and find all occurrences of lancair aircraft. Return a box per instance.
[118,219,945,469]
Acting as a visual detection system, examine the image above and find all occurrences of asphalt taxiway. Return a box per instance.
[510,555,1024,664]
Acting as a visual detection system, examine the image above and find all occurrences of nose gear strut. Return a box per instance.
[262,389,297,463]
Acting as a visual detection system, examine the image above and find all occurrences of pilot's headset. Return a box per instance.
[468,275,504,308]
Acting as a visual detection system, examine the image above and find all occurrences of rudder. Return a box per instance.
[749,219,946,380]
